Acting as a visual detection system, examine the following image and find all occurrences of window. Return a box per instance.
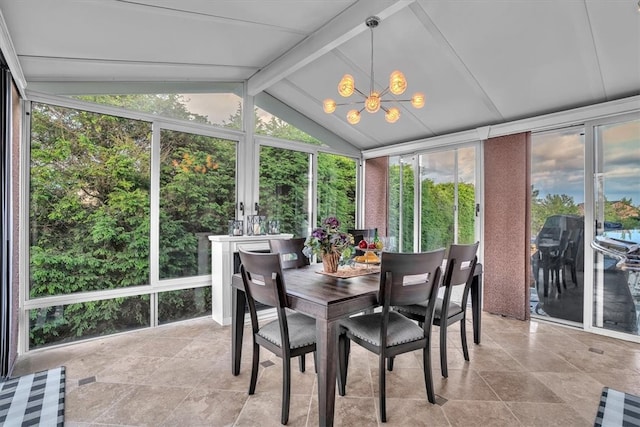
[27,97,240,349]
[71,88,243,130]
[317,152,356,229]
[530,127,585,323]
[388,155,415,252]
[258,146,311,237]
[420,146,477,251]
[29,103,152,297]
[159,129,236,279]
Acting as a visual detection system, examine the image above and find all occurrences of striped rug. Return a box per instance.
[0,366,65,426]
[594,387,640,427]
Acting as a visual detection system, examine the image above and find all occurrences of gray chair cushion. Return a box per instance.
[340,311,424,347]
[258,312,316,349]
[434,298,463,319]
[395,298,463,320]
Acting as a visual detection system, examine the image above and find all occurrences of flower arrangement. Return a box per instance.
[303,217,354,272]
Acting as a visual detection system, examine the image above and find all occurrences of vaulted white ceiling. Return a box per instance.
[0,0,638,151]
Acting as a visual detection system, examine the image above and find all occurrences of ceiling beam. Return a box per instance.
[247,0,414,96]
[0,9,27,98]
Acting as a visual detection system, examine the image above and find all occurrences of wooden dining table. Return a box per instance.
[230,262,483,427]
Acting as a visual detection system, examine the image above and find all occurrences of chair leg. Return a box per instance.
[298,354,306,372]
[439,324,448,378]
[379,354,387,423]
[422,345,435,404]
[460,320,469,361]
[387,356,394,371]
[282,356,291,425]
[249,343,260,394]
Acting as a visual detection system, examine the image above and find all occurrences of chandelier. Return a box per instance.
[323,16,425,124]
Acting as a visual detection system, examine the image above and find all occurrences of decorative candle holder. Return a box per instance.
[267,219,280,235]
[246,215,266,236]
[228,220,244,236]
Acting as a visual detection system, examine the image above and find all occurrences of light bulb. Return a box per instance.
[323,99,336,114]
[411,92,425,109]
[385,107,400,123]
[338,74,355,97]
[389,70,407,95]
[346,109,361,124]
[365,92,381,113]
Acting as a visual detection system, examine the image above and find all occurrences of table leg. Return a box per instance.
[471,271,482,344]
[316,318,339,427]
[231,287,246,376]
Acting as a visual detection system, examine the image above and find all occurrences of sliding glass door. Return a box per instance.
[590,116,640,337]
[419,145,478,251]
[389,144,479,254]
[530,127,585,325]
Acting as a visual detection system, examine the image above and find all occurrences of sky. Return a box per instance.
[179,93,638,208]
[531,120,640,206]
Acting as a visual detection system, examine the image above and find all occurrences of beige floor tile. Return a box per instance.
[143,356,216,388]
[479,371,563,403]
[442,400,519,426]
[506,402,592,427]
[93,384,192,426]
[434,369,500,401]
[532,371,605,423]
[234,392,311,427]
[130,336,193,357]
[381,398,449,426]
[10,314,640,426]
[160,388,248,426]
[96,355,168,384]
[65,382,135,423]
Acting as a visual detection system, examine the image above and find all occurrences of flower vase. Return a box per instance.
[322,252,340,273]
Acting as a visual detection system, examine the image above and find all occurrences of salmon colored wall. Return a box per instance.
[483,132,531,320]
[364,157,388,236]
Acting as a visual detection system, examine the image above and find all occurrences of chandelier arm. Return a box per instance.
[378,87,390,98]
[333,101,368,107]
[354,87,368,98]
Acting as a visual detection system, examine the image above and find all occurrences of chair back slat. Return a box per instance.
[379,250,445,308]
[269,238,310,269]
[444,242,480,287]
[238,249,288,309]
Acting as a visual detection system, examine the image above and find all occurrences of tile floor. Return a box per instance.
[11,311,640,426]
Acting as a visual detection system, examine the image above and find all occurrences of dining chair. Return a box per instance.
[269,238,310,269]
[269,238,312,372]
[238,249,317,425]
[393,242,479,378]
[337,249,445,422]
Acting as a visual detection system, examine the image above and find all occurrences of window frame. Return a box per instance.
[20,92,244,352]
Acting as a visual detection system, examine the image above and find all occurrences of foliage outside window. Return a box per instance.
[388,156,415,252]
[317,153,356,230]
[255,107,322,145]
[30,103,152,298]
[259,146,311,237]
[73,92,243,130]
[159,129,236,279]
[28,95,240,348]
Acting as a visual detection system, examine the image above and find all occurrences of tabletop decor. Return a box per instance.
[303,216,354,273]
